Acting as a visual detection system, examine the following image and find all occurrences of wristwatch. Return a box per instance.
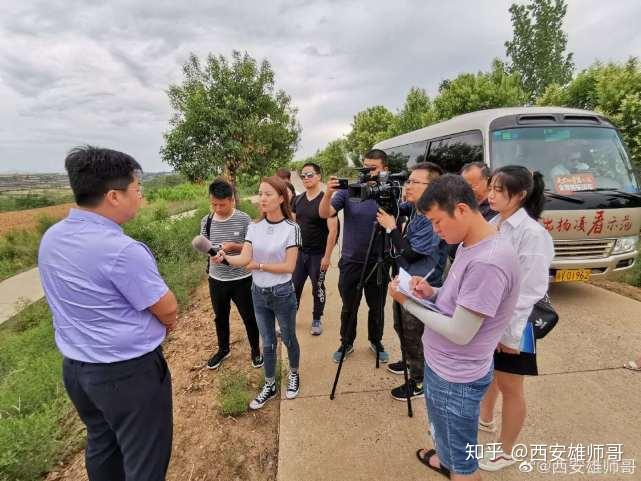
[385,226,394,234]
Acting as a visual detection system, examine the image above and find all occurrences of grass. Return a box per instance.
[0,301,83,481]
[0,216,57,281]
[0,190,257,480]
[219,371,253,416]
[0,191,73,213]
[623,252,641,287]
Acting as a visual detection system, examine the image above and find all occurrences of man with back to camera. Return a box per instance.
[38,146,177,481]
[374,162,449,401]
[389,174,520,480]
[291,162,339,335]
[319,149,392,363]
[200,178,263,370]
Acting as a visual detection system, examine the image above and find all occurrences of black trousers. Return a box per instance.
[292,251,326,320]
[208,276,260,356]
[62,347,172,481]
[338,258,390,345]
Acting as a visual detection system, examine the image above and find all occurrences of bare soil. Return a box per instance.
[45,283,279,481]
[0,203,76,236]
[589,277,641,303]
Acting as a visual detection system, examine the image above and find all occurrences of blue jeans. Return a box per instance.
[252,281,300,379]
[423,362,493,475]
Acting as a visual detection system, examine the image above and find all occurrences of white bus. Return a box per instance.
[373,107,641,282]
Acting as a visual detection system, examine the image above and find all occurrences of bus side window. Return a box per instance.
[427,131,484,173]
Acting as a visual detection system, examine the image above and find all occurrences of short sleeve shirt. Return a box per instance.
[423,234,520,383]
[200,209,252,281]
[38,209,169,363]
[292,192,329,254]
[331,190,380,263]
[245,218,301,287]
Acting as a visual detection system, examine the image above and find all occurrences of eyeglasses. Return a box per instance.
[114,184,144,197]
[300,172,317,179]
[405,179,429,186]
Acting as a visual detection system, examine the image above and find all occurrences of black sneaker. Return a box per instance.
[391,379,424,401]
[286,371,300,399]
[251,354,264,369]
[207,350,230,370]
[387,360,406,375]
[249,382,277,410]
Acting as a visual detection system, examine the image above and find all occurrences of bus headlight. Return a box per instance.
[612,235,639,254]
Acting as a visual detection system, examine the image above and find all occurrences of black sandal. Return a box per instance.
[416,448,451,479]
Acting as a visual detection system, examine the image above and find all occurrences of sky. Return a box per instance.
[0,0,640,173]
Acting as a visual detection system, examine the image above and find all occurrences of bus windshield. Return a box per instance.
[491,127,639,194]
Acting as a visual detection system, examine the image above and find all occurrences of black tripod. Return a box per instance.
[330,219,415,418]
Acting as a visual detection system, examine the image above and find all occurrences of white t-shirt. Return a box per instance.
[245,218,301,287]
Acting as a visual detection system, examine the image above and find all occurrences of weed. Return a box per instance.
[219,371,252,417]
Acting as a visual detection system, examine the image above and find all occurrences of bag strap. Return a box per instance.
[205,214,213,274]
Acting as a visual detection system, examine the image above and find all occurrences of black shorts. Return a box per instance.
[493,349,538,376]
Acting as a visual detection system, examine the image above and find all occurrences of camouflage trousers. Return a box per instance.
[393,302,425,382]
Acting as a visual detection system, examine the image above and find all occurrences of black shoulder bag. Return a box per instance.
[528,292,559,339]
[204,214,213,274]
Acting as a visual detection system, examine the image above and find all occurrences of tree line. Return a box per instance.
[161,0,641,184]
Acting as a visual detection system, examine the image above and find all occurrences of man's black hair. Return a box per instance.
[302,162,322,175]
[363,149,388,166]
[411,161,444,179]
[417,173,478,215]
[461,161,491,179]
[64,145,142,207]
[208,177,234,199]
[276,167,291,180]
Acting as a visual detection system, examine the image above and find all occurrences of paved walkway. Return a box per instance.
[0,267,44,325]
[278,261,641,480]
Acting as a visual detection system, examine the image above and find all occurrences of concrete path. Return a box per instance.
[278,264,641,480]
[0,267,44,324]
[0,208,200,326]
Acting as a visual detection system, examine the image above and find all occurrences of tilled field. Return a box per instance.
[0,202,75,236]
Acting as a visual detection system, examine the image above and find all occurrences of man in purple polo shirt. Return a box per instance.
[389,174,520,481]
[319,149,392,363]
[38,146,178,481]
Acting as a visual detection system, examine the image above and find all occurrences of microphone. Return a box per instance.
[191,235,222,256]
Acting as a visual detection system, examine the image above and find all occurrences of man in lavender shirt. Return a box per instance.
[389,174,520,481]
[38,146,178,481]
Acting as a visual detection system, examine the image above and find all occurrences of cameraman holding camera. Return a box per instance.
[319,149,391,363]
[375,162,448,401]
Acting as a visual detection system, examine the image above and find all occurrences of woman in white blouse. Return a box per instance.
[478,165,554,471]
[215,176,302,410]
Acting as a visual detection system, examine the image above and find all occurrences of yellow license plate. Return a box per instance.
[555,269,591,282]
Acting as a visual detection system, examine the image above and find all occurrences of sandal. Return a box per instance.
[416,448,451,479]
[624,360,641,371]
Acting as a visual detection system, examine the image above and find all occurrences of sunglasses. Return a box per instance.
[300,172,317,179]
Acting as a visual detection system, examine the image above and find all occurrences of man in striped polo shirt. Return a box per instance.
[200,178,262,370]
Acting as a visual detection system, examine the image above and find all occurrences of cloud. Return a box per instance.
[0,0,640,172]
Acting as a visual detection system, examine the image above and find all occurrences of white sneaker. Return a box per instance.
[479,418,497,433]
[478,449,517,471]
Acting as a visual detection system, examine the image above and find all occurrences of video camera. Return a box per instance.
[347,166,407,215]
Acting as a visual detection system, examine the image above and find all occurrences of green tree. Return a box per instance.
[316,138,348,176]
[345,105,395,165]
[434,59,528,120]
[538,58,641,168]
[161,51,300,184]
[387,87,436,137]
[505,0,574,100]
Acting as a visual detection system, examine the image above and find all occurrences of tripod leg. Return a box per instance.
[393,300,413,418]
